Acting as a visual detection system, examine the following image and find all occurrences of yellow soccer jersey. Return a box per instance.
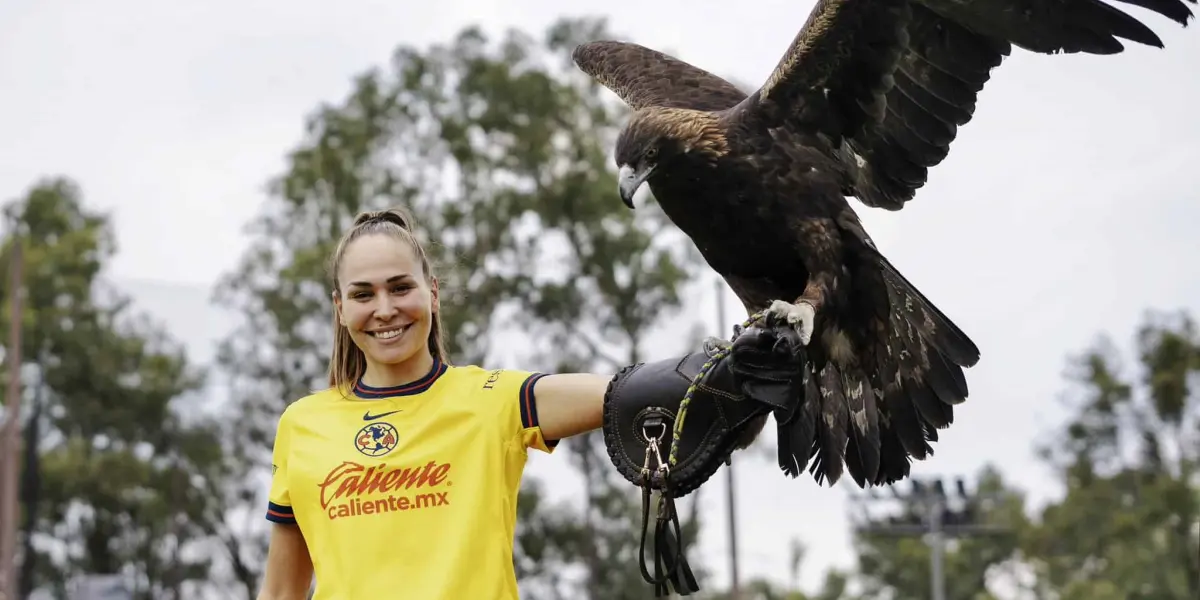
[265,358,557,600]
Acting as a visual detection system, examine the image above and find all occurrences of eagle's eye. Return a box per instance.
[645,147,659,161]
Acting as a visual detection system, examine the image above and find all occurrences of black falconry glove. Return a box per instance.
[601,322,809,597]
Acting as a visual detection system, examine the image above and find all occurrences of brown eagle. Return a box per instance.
[573,0,1194,489]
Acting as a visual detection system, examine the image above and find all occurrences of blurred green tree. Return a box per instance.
[1021,309,1199,599]
[209,16,711,599]
[793,309,1199,600]
[2,177,228,599]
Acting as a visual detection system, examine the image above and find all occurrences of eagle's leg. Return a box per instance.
[764,277,829,346]
[766,299,816,345]
[754,217,840,347]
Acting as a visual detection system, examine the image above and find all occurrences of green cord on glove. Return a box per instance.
[668,309,769,468]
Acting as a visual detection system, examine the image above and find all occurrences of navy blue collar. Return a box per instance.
[353,358,447,399]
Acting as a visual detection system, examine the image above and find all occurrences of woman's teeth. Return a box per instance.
[373,327,405,339]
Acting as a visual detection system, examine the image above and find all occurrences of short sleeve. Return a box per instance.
[483,369,558,454]
[265,409,297,525]
[517,372,558,453]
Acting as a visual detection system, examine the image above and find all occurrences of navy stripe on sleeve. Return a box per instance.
[518,373,549,430]
[265,501,296,525]
[518,373,559,448]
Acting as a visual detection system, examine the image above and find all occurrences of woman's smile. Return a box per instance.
[368,324,410,343]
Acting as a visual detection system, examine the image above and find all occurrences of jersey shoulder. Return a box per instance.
[442,364,542,403]
[442,363,555,452]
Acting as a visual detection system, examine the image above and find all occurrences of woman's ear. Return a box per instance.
[332,289,346,326]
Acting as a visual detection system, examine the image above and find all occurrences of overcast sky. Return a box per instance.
[4,0,1199,595]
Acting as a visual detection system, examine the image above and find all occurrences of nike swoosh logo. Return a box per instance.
[363,410,401,421]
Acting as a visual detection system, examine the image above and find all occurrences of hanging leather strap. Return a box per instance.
[635,417,700,597]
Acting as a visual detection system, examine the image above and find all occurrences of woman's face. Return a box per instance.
[335,233,439,370]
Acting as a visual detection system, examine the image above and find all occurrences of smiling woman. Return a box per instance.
[253,206,808,600]
[326,211,446,392]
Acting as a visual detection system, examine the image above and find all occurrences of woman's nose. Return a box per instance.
[373,295,400,317]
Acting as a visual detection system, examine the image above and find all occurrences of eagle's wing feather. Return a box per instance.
[571,41,749,111]
[842,6,1010,209]
[734,0,1194,210]
[738,0,915,148]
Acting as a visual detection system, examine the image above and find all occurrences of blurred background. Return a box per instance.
[0,1,1197,599]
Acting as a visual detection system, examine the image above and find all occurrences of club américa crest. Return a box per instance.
[355,422,399,457]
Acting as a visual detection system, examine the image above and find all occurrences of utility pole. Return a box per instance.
[848,476,1011,600]
[927,486,946,600]
[0,229,23,600]
[716,277,741,600]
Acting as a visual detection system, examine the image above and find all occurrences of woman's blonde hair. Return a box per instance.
[326,206,447,391]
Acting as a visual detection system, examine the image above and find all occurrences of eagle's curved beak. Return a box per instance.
[618,163,653,209]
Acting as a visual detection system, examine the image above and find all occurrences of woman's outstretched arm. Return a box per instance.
[531,373,610,441]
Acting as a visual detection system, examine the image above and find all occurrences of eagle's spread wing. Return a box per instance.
[738,0,1195,209]
[571,41,749,111]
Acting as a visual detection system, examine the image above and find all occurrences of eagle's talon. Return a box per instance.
[765,299,815,346]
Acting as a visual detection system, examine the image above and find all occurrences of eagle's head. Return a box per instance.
[614,107,728,208]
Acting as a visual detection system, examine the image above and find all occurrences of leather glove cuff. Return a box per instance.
[601,325,807,498]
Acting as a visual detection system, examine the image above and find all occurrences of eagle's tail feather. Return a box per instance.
[841,365,882,488]
[803,249,979,488]
[878,256,973,466]
[805,363,923,488]
[878,256,974,418]
[877,255,980,369]
[874,421,916,485]
[808,364,849,486]
[795,356,886,488]
[775,362,820,479]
